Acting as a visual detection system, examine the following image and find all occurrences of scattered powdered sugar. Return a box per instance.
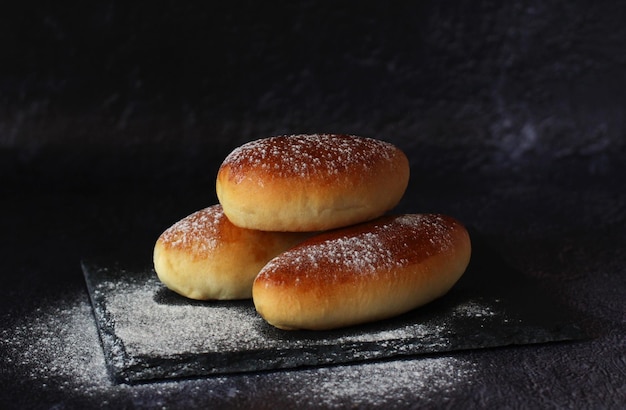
[105,284,268,355]
[222,134,398,182]
[96,269,457,360]
[279,356,478,409]
[1,292,112,397]
[0,286,482,408]
[452,300,498,319]
[333,322,449,346]
[1,258,548,407]
[157,205,223,255]
[77,259,506,386]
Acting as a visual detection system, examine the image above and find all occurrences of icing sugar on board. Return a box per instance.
[82,235,586,384]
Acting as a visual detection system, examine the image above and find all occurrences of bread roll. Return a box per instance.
[216,134,410,232]
[252,214,471,330]
[153,205,309,300]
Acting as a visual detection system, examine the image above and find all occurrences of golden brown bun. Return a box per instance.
[216,134,410,232]
[252,214,471,330]
[153,205,309,300]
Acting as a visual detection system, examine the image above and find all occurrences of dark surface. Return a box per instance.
[82,234,586,384]
[2,1,625,408]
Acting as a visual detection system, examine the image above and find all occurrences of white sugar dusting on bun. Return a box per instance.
[216,134,410,232]
[154,205,309,300]
[253,214,471,330]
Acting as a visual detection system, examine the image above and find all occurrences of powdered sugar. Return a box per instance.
[452,300,498,319]
[396,213,455,252]
[261,214,458,279]
[106,284,264,355]
[1,293,112,397]
[0,290,479,406]
[79,258,524,384]
[1,253,562,405]
[284,356,478,408]
[94,268,457,360]
[278,231,407,277]
[222,134,398,182]
[158,205,224,255]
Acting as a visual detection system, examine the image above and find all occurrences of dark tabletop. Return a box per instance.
[1,2,625,408]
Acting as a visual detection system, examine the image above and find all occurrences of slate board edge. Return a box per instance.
[81,260,137,384]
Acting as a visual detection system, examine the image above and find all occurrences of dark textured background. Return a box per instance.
[1,1,625,408]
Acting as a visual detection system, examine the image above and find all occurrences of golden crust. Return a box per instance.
[216,134,410,232]
[252,214,471,330]
[153,205,309,300]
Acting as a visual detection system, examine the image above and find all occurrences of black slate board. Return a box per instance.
[82,235,587,384]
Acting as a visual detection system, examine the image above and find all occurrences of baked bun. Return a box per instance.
[252,214,471,330]
[216,134,410,232]
[153,204,309,300]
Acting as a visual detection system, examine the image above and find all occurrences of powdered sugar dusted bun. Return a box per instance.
[153,204,309,300]
[252,214,471,330]
[216,134,410,232]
